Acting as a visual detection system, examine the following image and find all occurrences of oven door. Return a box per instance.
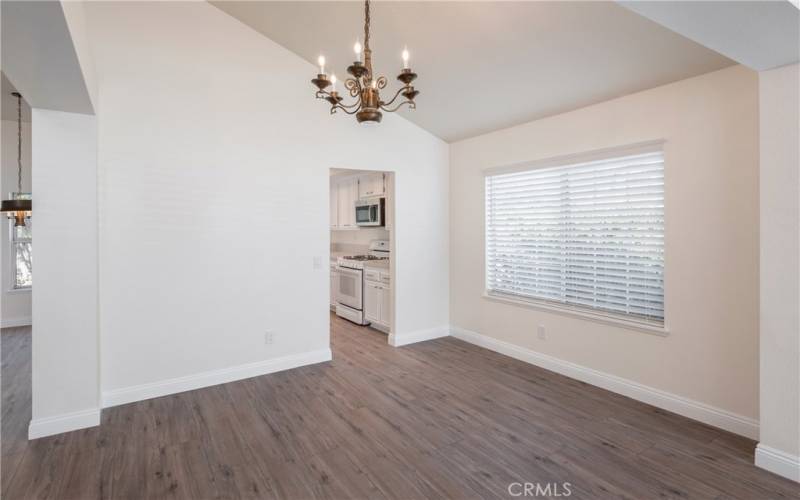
[335,266,363,310]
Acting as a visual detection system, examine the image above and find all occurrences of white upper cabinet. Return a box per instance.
[358,172,385,199]
[331,172,388,230]
[330,182,339,228]
[334,176,358,229]
[384,172,393,232]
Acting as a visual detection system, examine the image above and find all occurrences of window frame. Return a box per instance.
[482,140,668,335]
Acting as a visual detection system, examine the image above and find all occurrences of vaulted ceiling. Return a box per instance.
[620,0,799,72]
[1,1,94,116]
[212,1,735,142]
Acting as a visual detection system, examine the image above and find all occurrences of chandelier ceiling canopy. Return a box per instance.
[311,0,419,124]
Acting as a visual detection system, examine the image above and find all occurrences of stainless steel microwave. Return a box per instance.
[355,198,385,227]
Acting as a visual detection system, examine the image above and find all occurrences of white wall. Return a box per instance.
[0,119,32,327]
[83,1,448,403]
[29,109,99,438]
[757,63,800,481]
[450,65,760,435]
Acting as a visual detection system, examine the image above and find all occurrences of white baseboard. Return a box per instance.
[369,322,390,334]
[389,325,449,347]
[29,407,101,439]
[756,444,800,482]
[1,316,32,328]
[450,326,759,439]
[102,348,332,408]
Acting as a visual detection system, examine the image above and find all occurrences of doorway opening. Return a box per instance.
[1,76,33,462]
[328,167,395,343]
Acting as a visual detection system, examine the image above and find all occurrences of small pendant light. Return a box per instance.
[1,92,32,227]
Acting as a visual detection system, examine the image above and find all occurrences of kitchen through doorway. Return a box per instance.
[329,168,395,341]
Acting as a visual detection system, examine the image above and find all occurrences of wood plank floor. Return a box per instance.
[2,315,798,499]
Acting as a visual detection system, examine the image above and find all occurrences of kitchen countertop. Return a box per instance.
[330,251,349,263]
[330,251,390,271]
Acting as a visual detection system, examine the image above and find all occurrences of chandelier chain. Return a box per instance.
[364,0,370,50]
[16,93,22,193]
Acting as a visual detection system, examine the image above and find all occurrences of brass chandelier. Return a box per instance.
[311,0,419,124]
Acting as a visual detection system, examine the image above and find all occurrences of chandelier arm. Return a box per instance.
[379,99,415,114]
[379,86,408,109]
[316,88,359,108]
[335,92,365,114]
[331,102,362,115]
[336,98,363,110]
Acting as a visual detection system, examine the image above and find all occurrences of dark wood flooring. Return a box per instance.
[2,316,798,499]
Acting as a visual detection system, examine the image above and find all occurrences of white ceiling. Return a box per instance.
[212,1,734,142]
[619,0,800,72]
[1,1,94,115]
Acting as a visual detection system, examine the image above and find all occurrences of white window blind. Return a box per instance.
[485,148,664,325]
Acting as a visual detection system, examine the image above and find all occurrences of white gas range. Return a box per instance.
[334,240,389,325]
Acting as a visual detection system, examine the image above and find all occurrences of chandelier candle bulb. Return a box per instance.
[354,39,362,62]
[318,55,326,75]
[402,47,409,69]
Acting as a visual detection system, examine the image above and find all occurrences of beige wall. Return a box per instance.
[450,65,759,424]
[758,63,799,471]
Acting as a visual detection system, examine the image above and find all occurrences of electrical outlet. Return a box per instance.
[313,256,322,269]
[537,324,547,340]
[264,331,274,345]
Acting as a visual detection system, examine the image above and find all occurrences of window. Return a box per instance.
[11,221,32,289]
[485,145,664,326]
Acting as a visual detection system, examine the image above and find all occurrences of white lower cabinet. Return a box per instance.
[364,281,381,324]
[380,281,391,326]
[364,271,391,329]
[330,265,338,309]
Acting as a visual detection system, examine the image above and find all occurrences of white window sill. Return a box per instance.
[7,287,31,294]
[482,292,668,337]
